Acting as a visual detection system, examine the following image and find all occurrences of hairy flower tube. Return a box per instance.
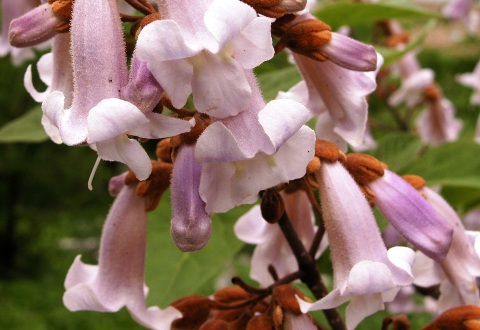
[42,0,191,180]
[299,160,414,330]
[63,180,181,329]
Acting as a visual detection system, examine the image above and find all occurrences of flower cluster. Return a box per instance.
[2,0,480,329]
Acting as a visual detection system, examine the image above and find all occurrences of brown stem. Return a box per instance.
[124,0,152,15]
[120,13,143,22]
[277,212,346,330]
[303,184,326,258]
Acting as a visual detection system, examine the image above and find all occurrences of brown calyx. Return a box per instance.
[241,0,306,18]
[419,305,480,330]
[344,153,386,204]
[48,0,73,33]
[274,19,332,61]
[402,175,426,190]
[424,83,442,103]
[344,153,386,185]
[315,139,346,163]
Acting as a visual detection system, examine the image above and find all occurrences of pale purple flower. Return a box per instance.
[299,162,414,330]
[443,0,479,34]
[412,187,480,312]
[63,182,181,329]
[388,69,434,108]
[282,14,379,147]
[234,190,327,286]
[195,71,315,213]
[170,145,212,252]
[457,59,480,105]
[368,170,453,262]
[0,0,39,65]
[415,97,463,146]
[42,0,191,180]
[136,0,274,118]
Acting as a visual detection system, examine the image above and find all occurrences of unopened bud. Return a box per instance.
[171,295,214,330]
[345,153,385,185]
[419,305,480,330]
[242,0,306,18]
[261,188,285,223]
[246,314,274,330]
[272,285,305,315]
[199,319,229,330]
[213,286,250,304]
[156,138,173,162]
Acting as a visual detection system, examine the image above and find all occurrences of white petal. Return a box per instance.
[87,98,148,143]
[131,113,192,139]
[95,136,152,181]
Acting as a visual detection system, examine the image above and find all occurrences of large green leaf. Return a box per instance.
[0,106,48,143]
[145,196,247,307]
[257,66,302,102]
[373,132,422,173]
[403,140,480,188]
[314,2,440,30]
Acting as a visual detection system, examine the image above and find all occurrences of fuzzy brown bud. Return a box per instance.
[345,153,385,185]
[242,0,306,18]
[246,314,274,330]
[171,295,214,330]
[156,138,173,163]
[199,320,229,330]
[306,156,321,174]
[213,286,250,304]
[261,188,285,223]
[272,285,305,315]
[275,19,332,61]
[419,305,480,330]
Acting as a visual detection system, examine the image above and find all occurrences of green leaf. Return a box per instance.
[145,196,247,307]
[373,132,422,173]
[314,2,441,30]
[0,106,48,143]
[403,140,480,188]
[257,66,302,102]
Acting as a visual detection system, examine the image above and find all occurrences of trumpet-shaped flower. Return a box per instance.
[235,190,327,286]
[42,0,191,179]
[136,0,274,118]
[412,187,480,312]
[415,97,463,146]
[368,170,453,262]
[63,182,181,329]
[299,162,414,330]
